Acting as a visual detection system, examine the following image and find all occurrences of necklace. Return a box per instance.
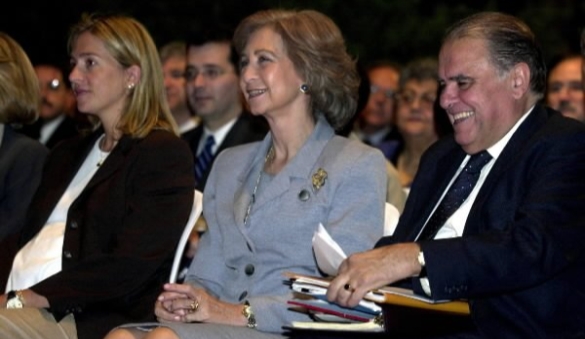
[96,135,113,167]
[243,144,275,226]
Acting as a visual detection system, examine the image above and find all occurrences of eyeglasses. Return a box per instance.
[184,66,227,82]
[395,91,436,109]
[370,85,395,100]
[40,79,62,91]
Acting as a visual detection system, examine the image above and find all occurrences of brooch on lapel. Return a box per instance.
[312,168,328,191]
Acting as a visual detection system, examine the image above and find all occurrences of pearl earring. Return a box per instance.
[127,83,135,90]
[300,84,309,94]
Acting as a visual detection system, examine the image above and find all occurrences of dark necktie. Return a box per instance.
[417,151,492,240]
[194,135,215,185]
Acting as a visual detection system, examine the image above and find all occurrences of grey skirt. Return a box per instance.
[116,322,286,339]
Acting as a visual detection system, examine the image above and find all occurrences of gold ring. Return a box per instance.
[343,283,355,292]
[188,299,199,313]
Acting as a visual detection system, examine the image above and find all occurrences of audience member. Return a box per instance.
[0,13,194,339]
[545,54,584,122]
[182,25,268,192]
[0,32,49,241]
[339,62,406,212]
[159,41,199,135]
[174,26,269,280]
[18,60,82,148]
[353,59,402,160]
[328,12,585,338]
[105,8,387,339]
[392,57,452,190]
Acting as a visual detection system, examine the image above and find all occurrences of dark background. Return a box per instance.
[1,0,584,69]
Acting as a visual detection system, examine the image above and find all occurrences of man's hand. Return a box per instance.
[326,243,422,307]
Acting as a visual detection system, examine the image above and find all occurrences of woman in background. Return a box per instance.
[391,58,452,191]
[0,32,49,242]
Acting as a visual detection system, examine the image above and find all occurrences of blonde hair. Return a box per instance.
[68,13,177,137]
[233,9,359,130]
[0,32,40,124]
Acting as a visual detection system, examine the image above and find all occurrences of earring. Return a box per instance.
[127,83,135,90]
[300,84,309,94]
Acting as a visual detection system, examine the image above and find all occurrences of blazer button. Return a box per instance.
[70,221,78,229]
[298,190,310,201]
[63,250,72,259]
[245,264,255,276]
[238,291,248,301]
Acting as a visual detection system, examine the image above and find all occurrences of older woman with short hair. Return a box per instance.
[106,8,387,339]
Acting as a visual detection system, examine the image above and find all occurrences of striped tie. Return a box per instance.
[194,135,215,185]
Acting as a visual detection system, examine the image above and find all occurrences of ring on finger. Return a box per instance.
[343,283,356,293]
[188,299,200,313]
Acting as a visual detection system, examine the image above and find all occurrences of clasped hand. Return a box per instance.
[155,283,214,323]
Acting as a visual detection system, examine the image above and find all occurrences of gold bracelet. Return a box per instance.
[242,301,257,328]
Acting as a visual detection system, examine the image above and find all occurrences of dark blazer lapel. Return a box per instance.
[403,144,466,241]
[465,105,548,234]
[82,134,137,193]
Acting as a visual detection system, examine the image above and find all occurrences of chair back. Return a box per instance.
[169,189,203,283]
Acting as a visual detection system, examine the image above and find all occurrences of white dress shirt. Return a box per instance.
[6,134,110,291]
[419,106,533,293]
[196,118,237,156]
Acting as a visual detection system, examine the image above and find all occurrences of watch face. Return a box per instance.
[6,297,23,309]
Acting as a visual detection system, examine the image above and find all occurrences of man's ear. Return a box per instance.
[510,62,530,99]
[126,65,142,88]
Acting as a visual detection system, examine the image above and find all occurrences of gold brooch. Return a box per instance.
[312,168,328,191]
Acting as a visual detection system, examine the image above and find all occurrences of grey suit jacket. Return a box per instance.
[185,116,387,333]
[0,125,48,241]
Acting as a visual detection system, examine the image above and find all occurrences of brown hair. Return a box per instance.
[233,9,359,130]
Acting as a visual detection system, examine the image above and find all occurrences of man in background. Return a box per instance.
[546,54,584,123]
[159,41,199,135]
[19,62,81,149]
[353,60,402,160]
[183,26,267,192]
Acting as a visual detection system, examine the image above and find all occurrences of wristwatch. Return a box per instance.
[242,300,257,328]
[6,290,24,309]
[417,250,427,277]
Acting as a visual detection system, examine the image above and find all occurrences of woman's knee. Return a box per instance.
[144,327,180,339]
[104,328,143,339]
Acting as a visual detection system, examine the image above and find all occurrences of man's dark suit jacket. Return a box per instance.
[377,105,585,338]
[0,128,194,339]
[19,115,82,149]
[183,112,268,192]
[0,126,48,241]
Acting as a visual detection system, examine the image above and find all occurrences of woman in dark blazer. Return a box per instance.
[0,14,194,339]
[0,32,49,242]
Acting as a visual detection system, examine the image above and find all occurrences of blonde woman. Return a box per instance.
[0,14,194,339]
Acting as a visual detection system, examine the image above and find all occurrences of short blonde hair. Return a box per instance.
[233,9,359,130]
[0,32,40,124]
[68,13,177,137]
